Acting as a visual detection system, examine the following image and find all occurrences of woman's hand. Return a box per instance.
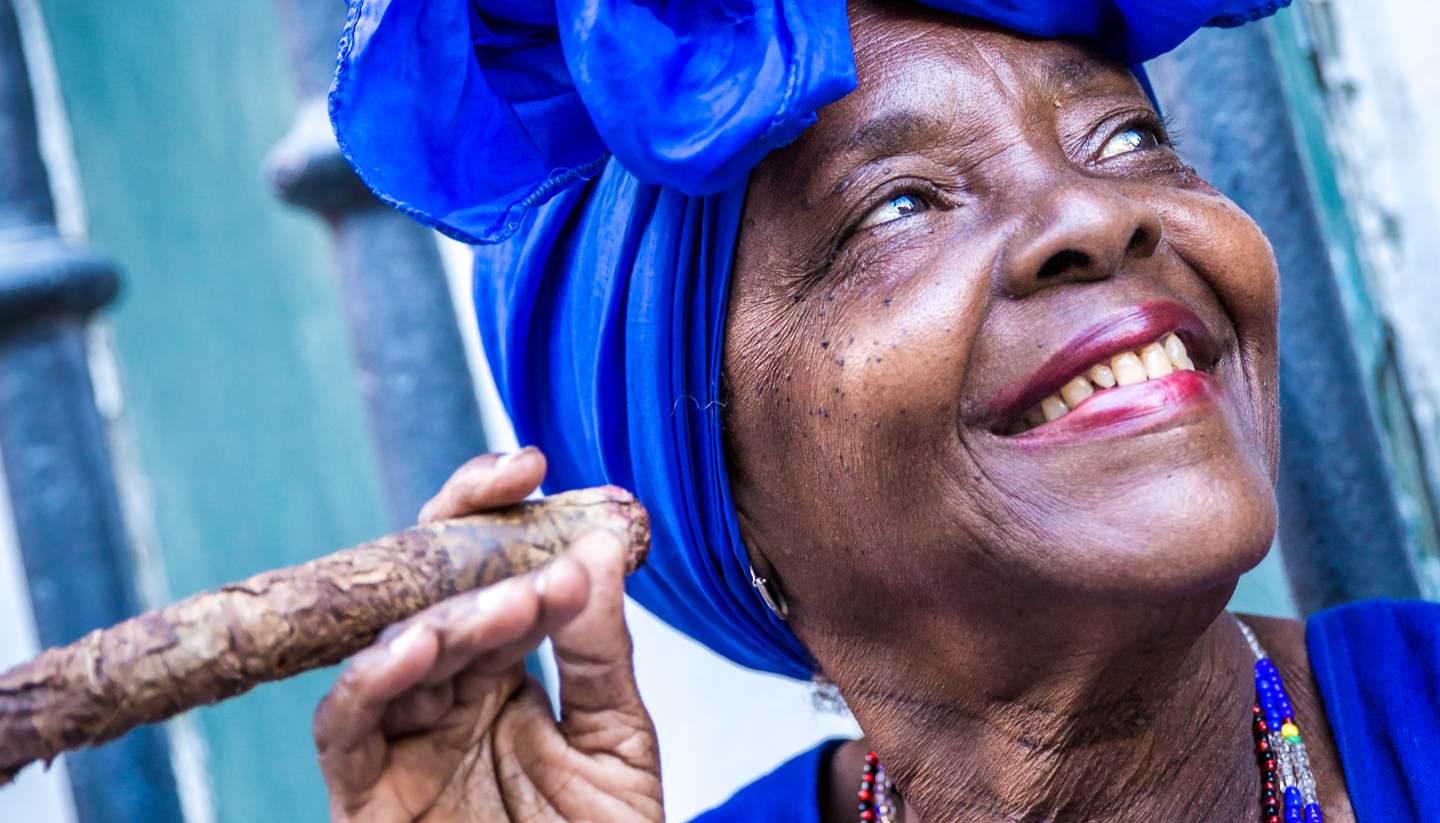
[313,449,664,822]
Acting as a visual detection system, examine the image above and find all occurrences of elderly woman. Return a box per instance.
[316,1,1439,821]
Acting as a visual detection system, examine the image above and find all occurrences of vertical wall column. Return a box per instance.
[1148,22,1422,610]
[0,1,185,821]
[269,0,487,530]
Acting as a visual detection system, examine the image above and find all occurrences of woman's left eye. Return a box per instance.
[857,192,929,230]
[1099,125,1161,160]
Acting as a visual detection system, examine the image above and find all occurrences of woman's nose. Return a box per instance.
[995,182,1162,297]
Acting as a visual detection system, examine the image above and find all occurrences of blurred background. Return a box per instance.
[1,1,1438,821]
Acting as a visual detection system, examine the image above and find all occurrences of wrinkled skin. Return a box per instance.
[314,4,1358,822]
[312,450,662,823]
[721,4,1353,822]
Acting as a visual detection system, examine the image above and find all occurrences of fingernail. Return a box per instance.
[475,580,513,613]
[495,447,530,472]
[388,623,427,658]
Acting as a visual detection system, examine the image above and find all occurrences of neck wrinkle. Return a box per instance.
[826,612,1264,823]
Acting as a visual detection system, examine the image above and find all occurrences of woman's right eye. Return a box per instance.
[857,192,930,230]
[1098,124,1163,160]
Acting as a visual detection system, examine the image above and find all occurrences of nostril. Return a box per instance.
[1126,227,1150,253]
[1036,249,1091,280]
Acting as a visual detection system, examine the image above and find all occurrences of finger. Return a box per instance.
[450,556,592,706]
[418,448,547,524]
[313,622,440,791]
[394,559,579,689]
[317,569,541,754]
[549,530,648,725]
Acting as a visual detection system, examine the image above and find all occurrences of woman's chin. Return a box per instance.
[1038,472,1277,603]
[968,409,1278,600]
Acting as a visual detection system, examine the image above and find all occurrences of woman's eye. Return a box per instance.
[857,192,929,230]
[1099,125,1161,160]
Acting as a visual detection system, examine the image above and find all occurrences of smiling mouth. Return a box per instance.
[1007,333,1199,435]
[986,300,1224,438]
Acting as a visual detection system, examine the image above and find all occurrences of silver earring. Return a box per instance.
[749,565,789,619]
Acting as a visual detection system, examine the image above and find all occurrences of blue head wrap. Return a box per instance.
[331,0,1293,679]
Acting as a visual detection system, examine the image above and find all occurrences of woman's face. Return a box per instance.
[724,4,1280,660]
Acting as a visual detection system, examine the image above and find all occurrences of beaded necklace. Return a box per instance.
[856,619,1324,823]
[1239,620,1325,823]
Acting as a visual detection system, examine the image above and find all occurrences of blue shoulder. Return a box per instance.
[1308,599,1440,822]
[690,739,843,823]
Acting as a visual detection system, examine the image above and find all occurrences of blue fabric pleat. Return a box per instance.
[332,0,1293,677]
[1308,600,1440,822]
[472,168,815,676]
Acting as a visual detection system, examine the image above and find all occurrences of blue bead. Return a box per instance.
[1284,787,1304,823]
[1259,698,1284,728]
[1304,802,1324,823]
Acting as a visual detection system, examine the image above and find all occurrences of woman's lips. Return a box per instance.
[988,300,1222,437]
[1011,370,1221,442]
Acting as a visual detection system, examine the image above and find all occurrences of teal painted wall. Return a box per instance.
[37,2,386,820]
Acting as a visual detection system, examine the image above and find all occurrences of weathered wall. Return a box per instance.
[27,1,389,821]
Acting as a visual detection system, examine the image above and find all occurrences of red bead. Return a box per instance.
[1257,739,1270,753]
[1257,721,1270,734]
[865,751,880,766]
[858,790,873,803]
[1266,816,1281,823]
[860,811,876,822]
[1253,704,1263,716]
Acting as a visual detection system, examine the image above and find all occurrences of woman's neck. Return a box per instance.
[817,601,1266,822]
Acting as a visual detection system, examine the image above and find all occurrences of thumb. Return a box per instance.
[549,530,654,755]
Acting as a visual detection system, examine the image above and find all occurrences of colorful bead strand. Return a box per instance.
[1240,621,1324,823]
[858,751,897,823]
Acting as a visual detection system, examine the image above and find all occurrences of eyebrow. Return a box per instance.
[845,110,939,157]
[820,52,1123,195]
[836,51,1109,158]
[822,109,949,199]
[1050,53,1104,86]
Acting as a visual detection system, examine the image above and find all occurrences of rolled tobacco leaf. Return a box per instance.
[0,486,649,785]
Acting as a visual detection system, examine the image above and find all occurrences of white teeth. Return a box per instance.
[1140,342,1173,379]
[1086,364,1116,389]
[1163,333,1194,371]
[1007,331,1204,435]
[1060,375,1095,408]
[1111,352,1147,386]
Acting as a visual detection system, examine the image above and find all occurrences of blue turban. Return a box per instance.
[331,0,1293,679]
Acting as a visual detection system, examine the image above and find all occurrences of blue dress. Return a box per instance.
[694,601,1440,822]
